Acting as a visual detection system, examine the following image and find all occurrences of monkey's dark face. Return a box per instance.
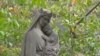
[39,9,52,28]
[39,16,50,28]
[40,9,52,23]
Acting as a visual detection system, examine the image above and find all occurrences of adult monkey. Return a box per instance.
[37,9,59,56]
[21,8,59,56]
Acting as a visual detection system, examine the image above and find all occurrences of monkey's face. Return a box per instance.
[40,15,51,27]
[39,16,50,28]
[39,10,52,28]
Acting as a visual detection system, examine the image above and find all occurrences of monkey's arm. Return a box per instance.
[41,35,50,41]
[21,30,37,56]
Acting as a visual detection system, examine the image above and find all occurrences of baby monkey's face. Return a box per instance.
[42,24,52,36]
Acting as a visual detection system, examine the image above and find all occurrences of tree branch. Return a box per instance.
[76,2,100,25]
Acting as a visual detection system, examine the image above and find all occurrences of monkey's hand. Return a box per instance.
[41,35,50,42]
[41,35,56,45]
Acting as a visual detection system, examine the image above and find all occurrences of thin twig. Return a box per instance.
[76,2,100,25]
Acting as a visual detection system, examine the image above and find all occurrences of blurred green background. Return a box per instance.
[0,0,100,56]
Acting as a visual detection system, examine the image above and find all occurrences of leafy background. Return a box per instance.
[0,0,100,56]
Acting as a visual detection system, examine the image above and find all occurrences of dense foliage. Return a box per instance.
[0,0,100,56]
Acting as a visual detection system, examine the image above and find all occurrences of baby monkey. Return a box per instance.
[42,24,58,44]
